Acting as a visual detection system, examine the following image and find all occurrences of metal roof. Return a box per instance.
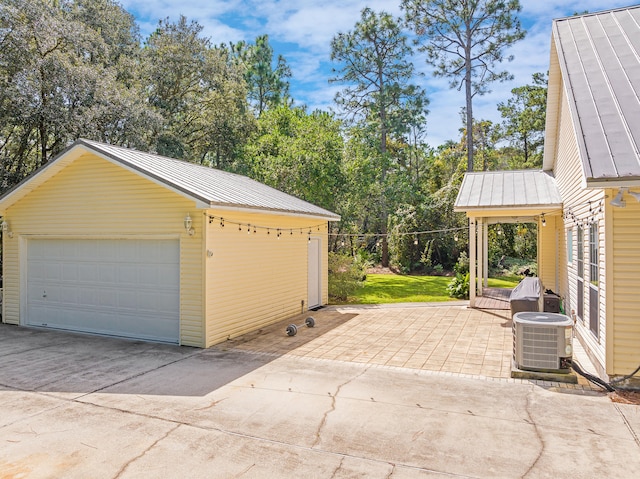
[551,6,640,185]
[0,139,340,220]
[454,170,563,212]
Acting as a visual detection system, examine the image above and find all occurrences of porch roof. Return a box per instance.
[454,170,563,215]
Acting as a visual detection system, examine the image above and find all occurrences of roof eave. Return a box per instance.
[585,177,640,188]
[207,203,341,221]
[0,142,87,213]
[455,204,564,215]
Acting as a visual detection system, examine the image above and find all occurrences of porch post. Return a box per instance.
[483,220,489,288]
[469,217,476,307]
[477,218,484,297]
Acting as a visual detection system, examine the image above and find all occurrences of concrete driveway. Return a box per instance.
[1,307,640,478]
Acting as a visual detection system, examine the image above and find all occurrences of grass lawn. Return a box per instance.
[340,273,522,305]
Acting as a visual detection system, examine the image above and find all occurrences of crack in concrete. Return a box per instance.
[312,366,370,448]
[521,391,545,478]
[112,423,180,479]
[39,391,472,478]
[613,403,640,449]
[233,463,255,477]
[194,397,227,411]
[385,463,396,478]
[329,457,345,478]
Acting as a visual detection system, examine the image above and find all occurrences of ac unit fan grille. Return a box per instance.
[520,325,560,369]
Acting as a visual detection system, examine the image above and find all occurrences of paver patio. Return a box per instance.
[226,304,513,379]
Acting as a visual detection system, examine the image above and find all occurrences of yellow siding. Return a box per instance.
[538,214,559,292]
[553,81,607,375]
[610,194,640,375]
[204,211,328,347]
[1,153,205,347]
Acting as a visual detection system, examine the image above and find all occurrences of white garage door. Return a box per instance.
[26,238,180,343]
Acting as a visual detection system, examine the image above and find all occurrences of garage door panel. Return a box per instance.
[62,263,78,281]
[26,239,180,343]
[45,263,62,281]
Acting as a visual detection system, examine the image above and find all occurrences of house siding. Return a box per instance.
[610,193,640,376]
[204,211,328,347]
[538,214,559,292]
[553,84,607,375]
[1,153,205,347]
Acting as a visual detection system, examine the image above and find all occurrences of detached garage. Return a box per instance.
[0,139,339,347]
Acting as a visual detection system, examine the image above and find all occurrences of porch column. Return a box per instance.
[483,220,489,288]
[477,217,484,297]
[469,218,476,307]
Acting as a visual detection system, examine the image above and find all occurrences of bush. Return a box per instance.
[328,253,369,302]
[447,272,469,299]
[454,251,469,275]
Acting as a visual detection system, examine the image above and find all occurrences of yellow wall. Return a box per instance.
[551,81,607,375]
[204,211,328,346]
[538,214,560,293]
[1,150,332,349]
[1,153,205,347]
[610,191,640,376]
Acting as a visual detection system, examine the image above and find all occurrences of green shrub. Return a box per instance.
[328,253,369,302]
[431,263,444,274]
[454,251,469,275]
[447,272,469,299]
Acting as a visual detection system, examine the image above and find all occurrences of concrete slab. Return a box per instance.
[2,313,639,478]
[0,325,197,398]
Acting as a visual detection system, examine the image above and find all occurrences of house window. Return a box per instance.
[589,223,598,287]
[589,223,599,338]
[567,228,573,264]
[577,227,584,278]
[576,226,584,321]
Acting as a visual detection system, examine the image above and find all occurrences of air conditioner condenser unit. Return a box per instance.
[513,312,573,372]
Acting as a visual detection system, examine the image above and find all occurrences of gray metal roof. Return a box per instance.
[81,139,340,219]
[552,6,640,185]
[454,170,563,212]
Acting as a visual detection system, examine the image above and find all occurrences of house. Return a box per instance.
[0,139,340,347]
[455,6,640,383]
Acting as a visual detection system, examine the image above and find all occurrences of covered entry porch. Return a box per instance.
[454,171,564,308]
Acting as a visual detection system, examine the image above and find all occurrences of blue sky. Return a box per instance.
[120,0,633,148]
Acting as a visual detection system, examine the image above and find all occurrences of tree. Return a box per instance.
[402,0,525,172]
[0,0,158,190]
[231,35,292,116]
[497,72,547,168]
[244,105,345,212]
[142,17,255,167]
[330,7,428,265]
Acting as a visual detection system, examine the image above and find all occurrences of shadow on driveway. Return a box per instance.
[0,310,356,398]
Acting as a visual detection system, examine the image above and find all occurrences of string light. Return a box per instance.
[205,214,466,242]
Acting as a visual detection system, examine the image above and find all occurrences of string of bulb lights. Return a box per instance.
[562,200,604,227]
[206,213,467,243]
[207,214,326,238]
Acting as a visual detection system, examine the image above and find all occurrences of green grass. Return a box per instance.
[343,274,456,304]
[340,273,522,305]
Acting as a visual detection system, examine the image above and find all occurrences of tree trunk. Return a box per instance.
[465,30,474,172]
[379,71,389,267]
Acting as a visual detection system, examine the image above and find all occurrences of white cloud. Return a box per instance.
[119,0,633,146]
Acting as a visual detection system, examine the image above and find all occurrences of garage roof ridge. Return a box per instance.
[0,138,340,221]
